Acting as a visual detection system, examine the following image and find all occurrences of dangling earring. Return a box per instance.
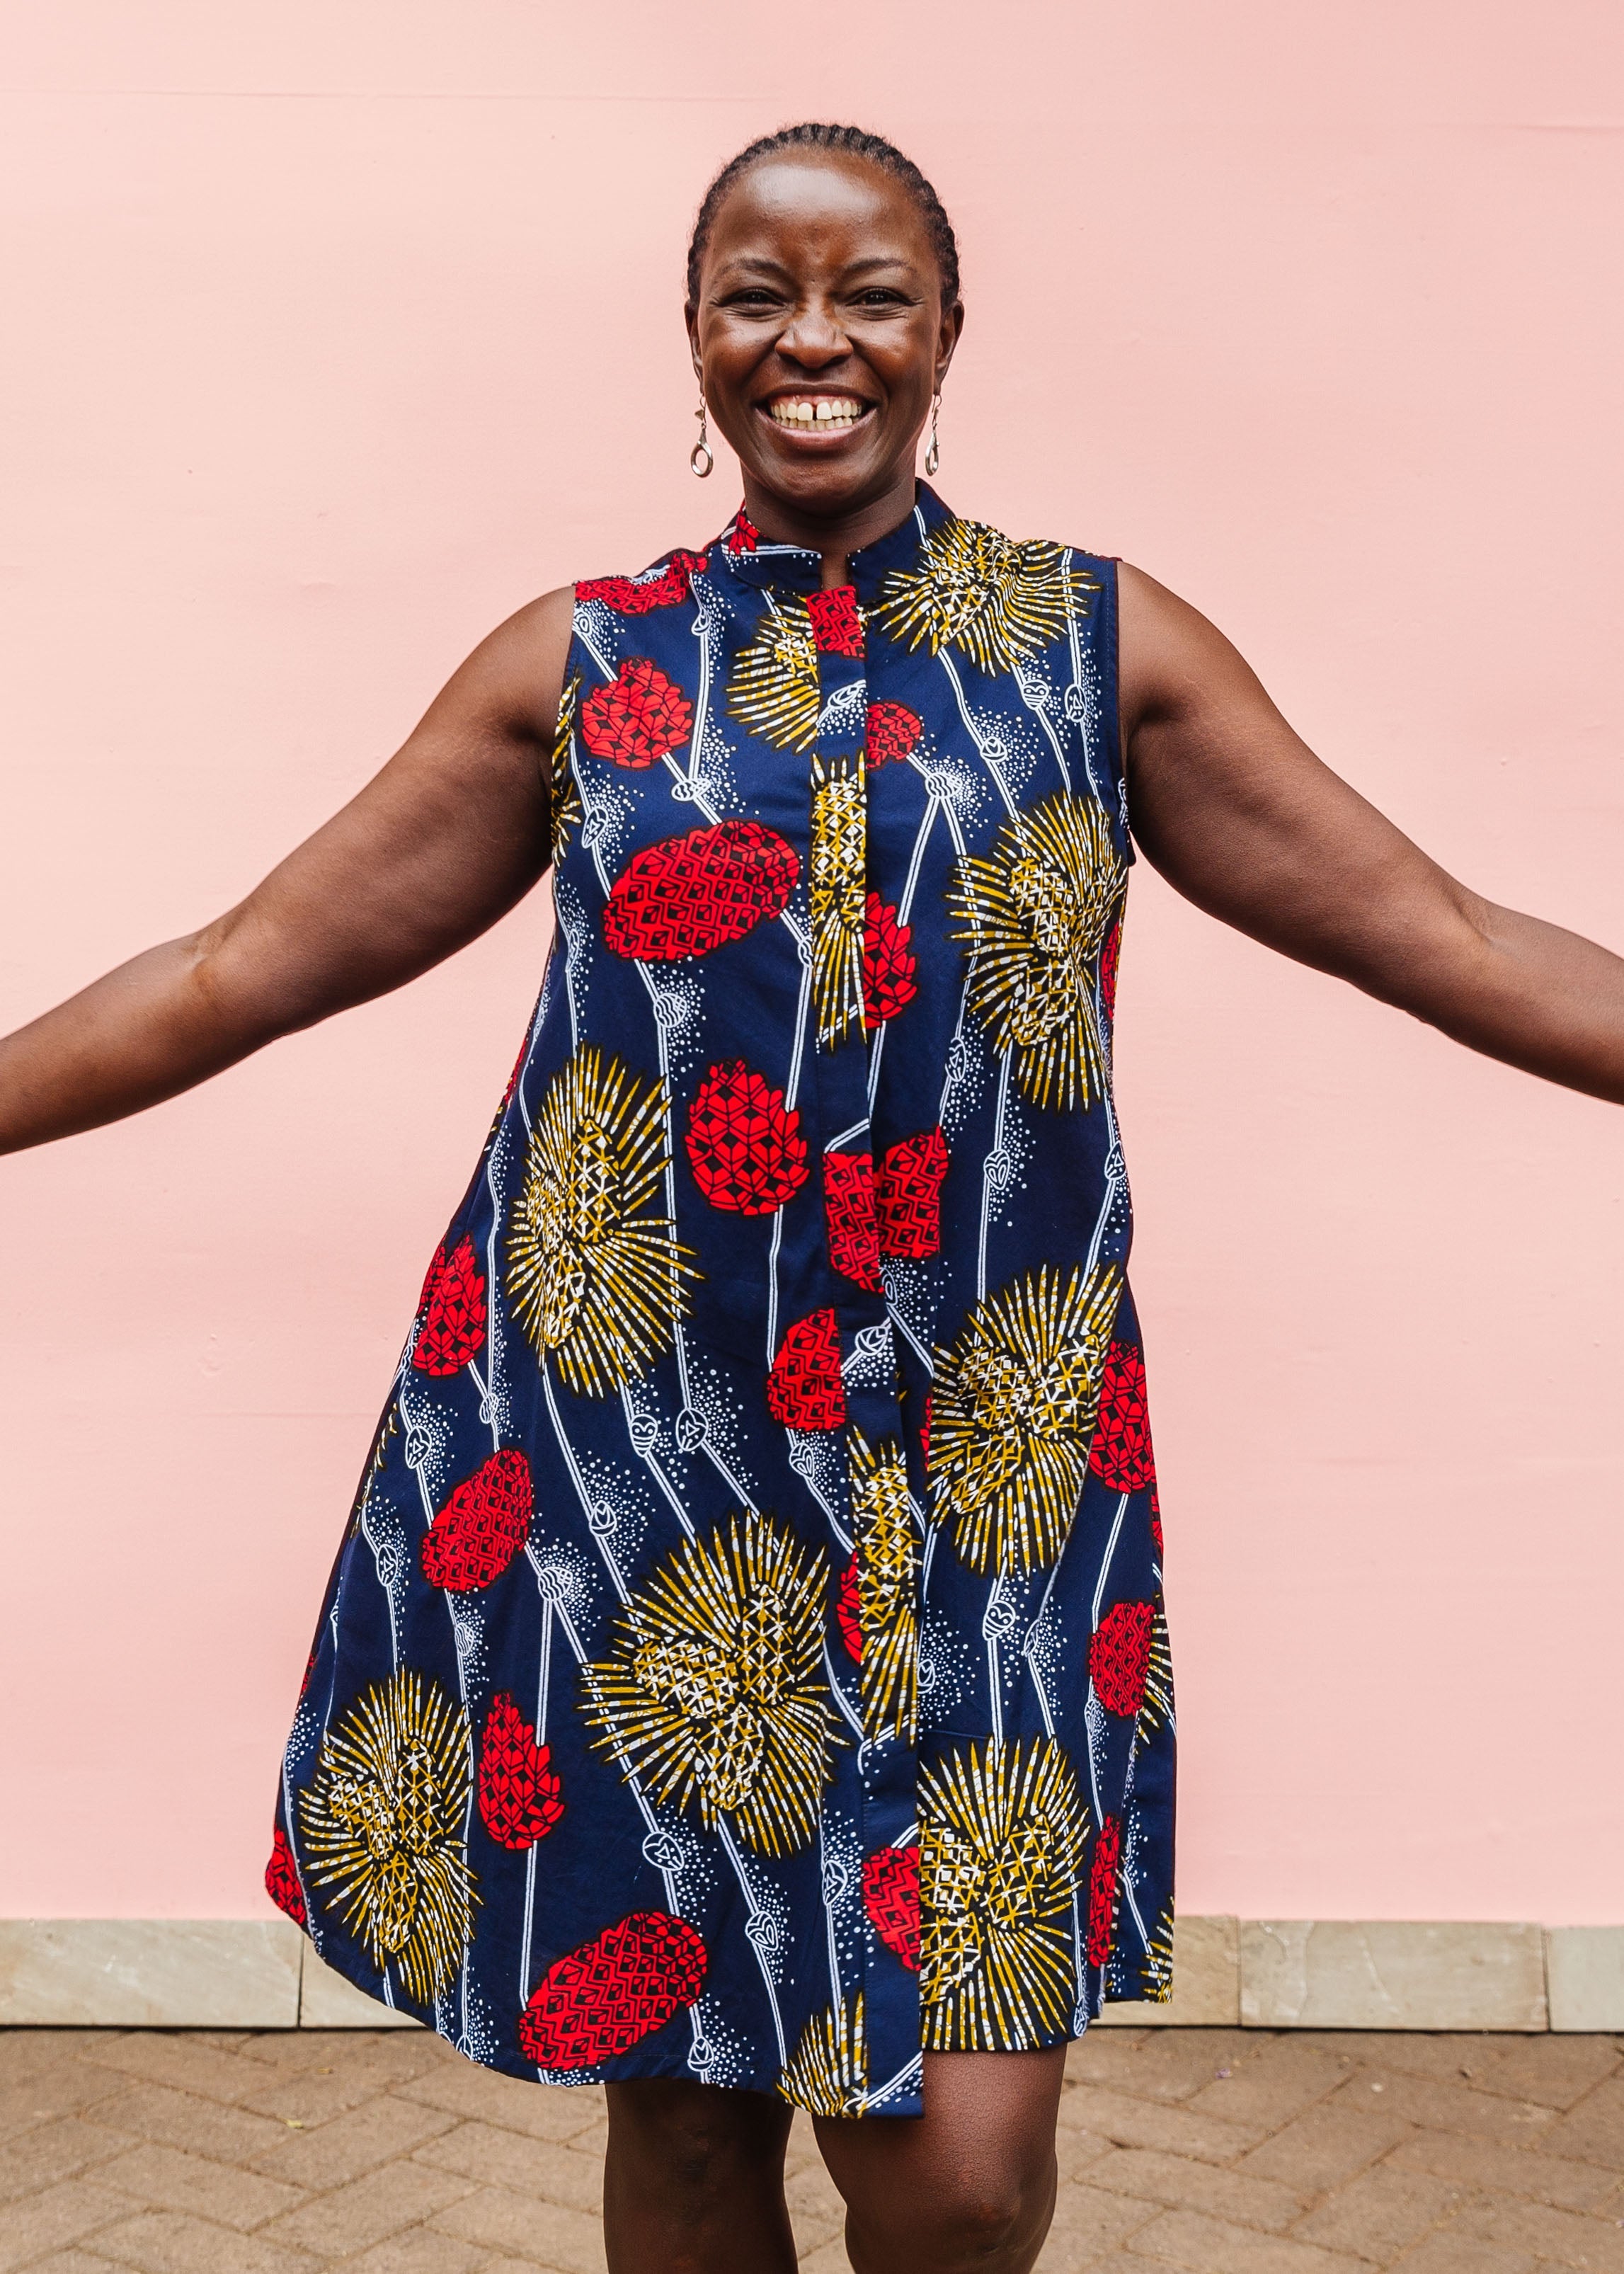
[923,389,942,476]
[690,396,714,479]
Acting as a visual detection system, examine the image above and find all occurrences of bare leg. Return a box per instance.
[602,2077,797,2274]
[813,2047,1067,2274]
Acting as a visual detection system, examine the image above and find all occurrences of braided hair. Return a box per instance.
[686,123,961,309]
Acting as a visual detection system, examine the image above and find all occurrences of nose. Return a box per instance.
[775,300,850,370]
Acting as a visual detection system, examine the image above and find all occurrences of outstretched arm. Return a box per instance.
[1119,563,1624,1107]
[0,586,574,1153]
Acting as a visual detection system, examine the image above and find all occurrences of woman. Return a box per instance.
[3,120,1620,2274]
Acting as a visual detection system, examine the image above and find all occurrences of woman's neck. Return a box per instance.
[740,467,919,588]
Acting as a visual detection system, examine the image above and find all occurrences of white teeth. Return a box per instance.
[769,397,864,428]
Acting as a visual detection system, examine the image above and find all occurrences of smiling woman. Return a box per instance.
[684,124,962,571]
[5,113,1624,2274]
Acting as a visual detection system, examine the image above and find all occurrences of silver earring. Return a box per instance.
[690,396,714,479]
[923,390,942,476]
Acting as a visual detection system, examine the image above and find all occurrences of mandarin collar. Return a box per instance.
[714,481,953,605]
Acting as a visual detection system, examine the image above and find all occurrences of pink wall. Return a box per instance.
[2,2,1621,1925]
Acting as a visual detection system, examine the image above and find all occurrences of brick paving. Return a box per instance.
[1,2023,1620,2271]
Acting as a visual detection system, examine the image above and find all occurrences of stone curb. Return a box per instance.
[4,1916,1621,2031]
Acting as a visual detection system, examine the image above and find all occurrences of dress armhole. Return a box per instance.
[1094,555,1133,864]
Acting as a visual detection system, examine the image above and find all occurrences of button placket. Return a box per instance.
[807,585,923,2100]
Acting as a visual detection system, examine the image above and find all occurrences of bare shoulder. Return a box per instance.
[1115,560,1268,746]
[431,583,576,756]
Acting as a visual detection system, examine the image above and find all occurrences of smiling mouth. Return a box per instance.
[761,394,872,431]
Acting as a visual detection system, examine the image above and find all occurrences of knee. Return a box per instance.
[851,2152,1056,2272]
[938,2178,1037,2261]
[607,2079,787,2198]
[951,2155,1056,2263]
[602,2081,796,2274]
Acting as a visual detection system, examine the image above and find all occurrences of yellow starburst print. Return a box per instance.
[1139,1899,1176,2004]
[779,1992,867,2115]
[581,1512,837,1856]
[549,672,584,865]
[870,515,1099,676]
[949,793,1126,1112]
[726,595,820,752]
[297,1669,476,2006]
[850,1432,918,1744]
[932,1263,1121,1575]
[811,751,867,1049]
[918,1735,1089,2051]
[1138,1606,1174,1739]
[506,1046,698,1398]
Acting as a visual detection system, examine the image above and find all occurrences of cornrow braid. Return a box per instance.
[687,122,961,309]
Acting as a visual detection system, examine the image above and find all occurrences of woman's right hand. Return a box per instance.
[0,586,574,1154]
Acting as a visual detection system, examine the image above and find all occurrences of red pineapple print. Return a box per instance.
[1090,1601,1156,1717]
[725,508,759,556]
[264,1827,306,1927]
[685,1061,808,1214]
[863,895,919,1027]
[580,658,692,767]
[421,1449,533,1590]
[1087,1817,1122,1967]
[478,1692,565,1850]
[1090,1341,1155,1491]
[576,549,707,615]
[517,1912,707,2068]
[1150,1482,1163,1560]
[603,820,798,961]
[862,1846,920,1970]
[823,1151,880,1289]
[866,700,922,767]
[765,1308,846,1430]
[412,1236,488,1376]
[876,1126,949,1259]
[1100,918,1123,1023]
[807,585,864,657]
[837,1550,862,1660]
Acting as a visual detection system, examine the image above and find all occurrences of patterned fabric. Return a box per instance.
[270,484,1175,2116]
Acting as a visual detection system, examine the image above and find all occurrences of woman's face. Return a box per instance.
[688,152,963,532]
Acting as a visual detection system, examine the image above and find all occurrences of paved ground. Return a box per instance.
[1,2023,1622,2272]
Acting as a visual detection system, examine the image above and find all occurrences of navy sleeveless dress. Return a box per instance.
[268,484,1175,2118]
